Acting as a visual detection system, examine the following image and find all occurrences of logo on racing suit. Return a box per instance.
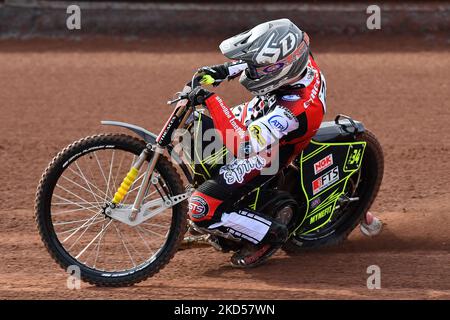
[312,166,339,195]
[249,125,266,147]
[303,72,321,109]
[310,197,321,209]
[268,115,289,132]
[314,154,333,175]
[188,196,209,219]
[239,142,253,157]
[219,155,266,185]
[281,95,300,102]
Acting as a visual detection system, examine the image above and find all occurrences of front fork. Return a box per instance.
[111,144,163,221]
[110,101,192,221]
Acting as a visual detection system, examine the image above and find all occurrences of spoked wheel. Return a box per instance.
[283,129,384,252]
[35,134,187,286]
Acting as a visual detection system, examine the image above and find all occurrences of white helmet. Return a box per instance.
[220,18,310,96]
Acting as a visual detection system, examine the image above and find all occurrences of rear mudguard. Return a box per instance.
[293,115,367,235]
[243,115,367,235]
[101,120,193,184]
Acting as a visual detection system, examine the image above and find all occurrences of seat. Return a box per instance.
[312,119,365,142]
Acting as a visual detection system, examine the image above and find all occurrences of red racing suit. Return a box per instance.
[188,55,326,244]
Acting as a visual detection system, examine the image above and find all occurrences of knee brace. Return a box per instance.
[188,180,231,226]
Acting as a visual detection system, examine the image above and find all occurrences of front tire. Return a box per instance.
[35,134,188,286]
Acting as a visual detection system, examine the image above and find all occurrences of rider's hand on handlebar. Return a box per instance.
[197,63,229,87]
[188,86,213,106]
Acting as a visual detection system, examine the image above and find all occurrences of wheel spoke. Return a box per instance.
[59,214,103,238]
[64,212,102,245]
[104,150,115,203]
[76,219,113,260]
[53,217,99,226]
[141,222,169,229]
[52,205,99,216]
[93,151,116,200]
[143,189,159,202]
[82,220,107,266]
[93,220,109,268]
[138,225,166,238]
[72,161,108,203]
[52,194,100,215]
[56,183,103,210]
[118,226,145,261]
[59,174,104,207]
[112,151,126,192]
[124,172,146,195]
[53,201,101,206]
[70,163,108,200]
[66,217,106,251]
[134,226,155,256]
[113,223,136,267]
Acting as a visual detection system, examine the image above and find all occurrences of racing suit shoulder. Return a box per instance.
[271,56,326,143]
[280,55,326,115]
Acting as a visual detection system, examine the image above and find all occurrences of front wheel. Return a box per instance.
[283,129,384,253]
[35,134,188,286]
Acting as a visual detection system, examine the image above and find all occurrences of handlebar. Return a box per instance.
[166,73,215,105]
[190,72,215,90]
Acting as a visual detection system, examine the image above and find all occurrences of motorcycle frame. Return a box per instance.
[102,96,367,233]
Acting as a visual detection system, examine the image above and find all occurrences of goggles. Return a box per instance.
[247,33,310,80]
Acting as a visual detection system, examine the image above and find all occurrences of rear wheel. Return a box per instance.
[283,129,384,252]
[35,134,188,286]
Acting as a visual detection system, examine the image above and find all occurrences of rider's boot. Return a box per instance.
[360,211,383,237]
[230,220,288,268]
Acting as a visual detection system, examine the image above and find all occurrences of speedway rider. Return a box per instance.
[187,19,380,267]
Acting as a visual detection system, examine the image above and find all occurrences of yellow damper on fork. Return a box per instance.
[111,167,139,204]
[111,148,149,205]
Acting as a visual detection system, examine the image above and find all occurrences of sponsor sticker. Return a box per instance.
[312,166,339,195]
[309,205,333,224]
[188,196,209,219]
[216,96,245,139]
[268,115,288,132]
[282,95,300,102]
[314,154,333,175]
[310,197,321,209]
[249,125,266,147]
[219,155,266,185]
[239,142,253,156]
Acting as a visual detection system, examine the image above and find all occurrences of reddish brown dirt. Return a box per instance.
[0,37,449,299]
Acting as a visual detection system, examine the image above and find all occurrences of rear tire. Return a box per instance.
[283,129,384,253]
[35,134,188,286]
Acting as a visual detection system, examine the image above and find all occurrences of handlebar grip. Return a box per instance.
[199,75,215,86]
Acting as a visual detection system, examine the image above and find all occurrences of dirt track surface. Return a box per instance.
[0,36,449,299]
